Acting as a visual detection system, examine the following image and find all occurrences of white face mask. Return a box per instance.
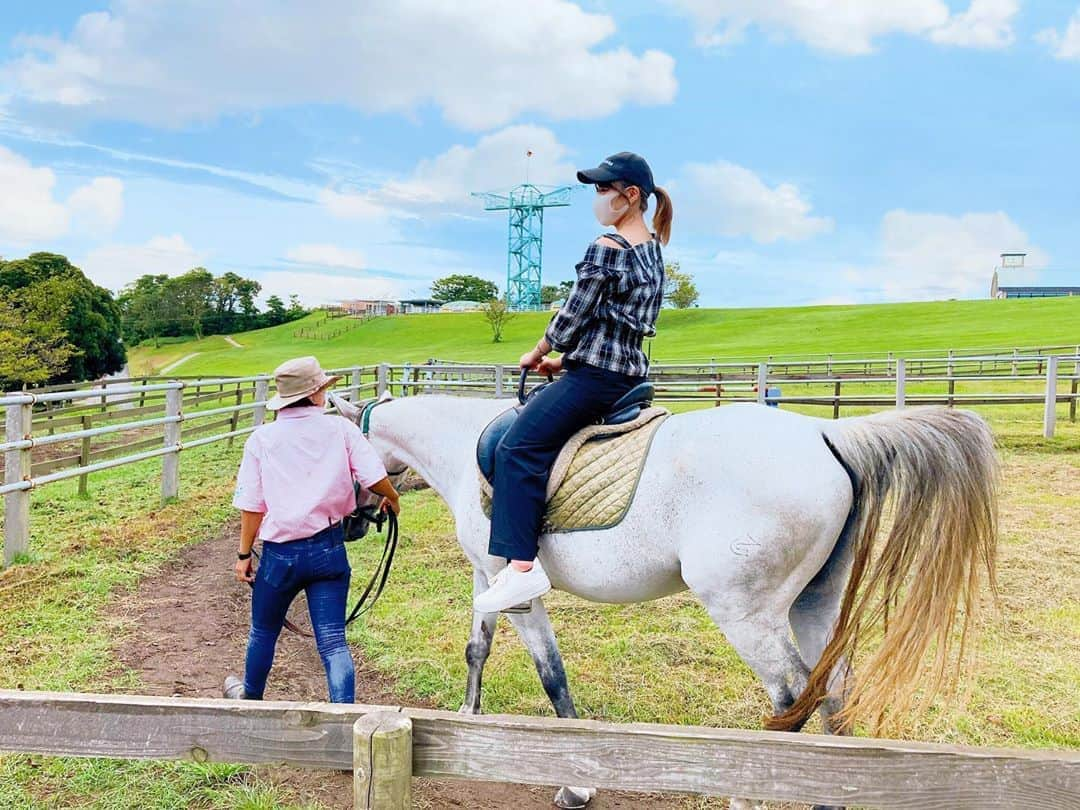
[592,189,630,226]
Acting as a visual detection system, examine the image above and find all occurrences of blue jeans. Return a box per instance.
[488,360,644,561]
[243,524,355,702]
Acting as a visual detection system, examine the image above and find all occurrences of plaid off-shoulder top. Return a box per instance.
[544,233,664,377]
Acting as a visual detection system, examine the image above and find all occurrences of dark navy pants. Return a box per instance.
[488,360,644,561]
[244,523,355,702]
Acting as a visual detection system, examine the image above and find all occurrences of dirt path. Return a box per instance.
[224,336,244,348]
[109,522,675,809]
[159,352,201,374]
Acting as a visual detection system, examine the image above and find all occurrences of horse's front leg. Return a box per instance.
[460,568,498,715]
[508,599,595,809]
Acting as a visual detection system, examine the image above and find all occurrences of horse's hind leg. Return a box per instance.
[461,569,499,715]
[508,600,595,809]
[789,532,854,810]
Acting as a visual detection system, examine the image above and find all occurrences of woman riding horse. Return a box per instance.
[474,152,674,614]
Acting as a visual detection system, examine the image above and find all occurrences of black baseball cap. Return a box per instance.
[577,152,655,197]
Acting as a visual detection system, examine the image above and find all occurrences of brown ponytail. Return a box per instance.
[651,186,673,245]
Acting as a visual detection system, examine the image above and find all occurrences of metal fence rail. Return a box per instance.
[2,354,1077,565]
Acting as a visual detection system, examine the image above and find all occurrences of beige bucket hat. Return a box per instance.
[267,356,341,411]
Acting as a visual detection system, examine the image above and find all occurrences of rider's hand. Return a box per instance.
[379,496,401,515]
[519,349,543,370]
[235,556,254,584]
[537,356,563,376]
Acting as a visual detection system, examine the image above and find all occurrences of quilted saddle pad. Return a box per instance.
[479,407,669,533]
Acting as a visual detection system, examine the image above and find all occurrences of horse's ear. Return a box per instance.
[328,391,360,422]
[378,390,394,403]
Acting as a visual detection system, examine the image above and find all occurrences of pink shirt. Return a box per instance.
[232,406,387,543]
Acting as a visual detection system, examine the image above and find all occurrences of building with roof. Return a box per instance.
[990,253,1080,299]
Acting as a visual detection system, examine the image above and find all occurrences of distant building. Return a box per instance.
[341,299,398,316]
[990,253,1080,299]
[399,298,443,314]
[440,300,483,312]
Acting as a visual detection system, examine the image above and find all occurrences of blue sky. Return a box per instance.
[1,0,1078,308]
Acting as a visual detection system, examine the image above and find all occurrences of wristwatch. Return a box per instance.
[237,551,252,560]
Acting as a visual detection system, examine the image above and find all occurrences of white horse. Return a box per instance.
[332,391,998,810]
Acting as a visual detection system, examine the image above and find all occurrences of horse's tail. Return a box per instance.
[766,407,999,734]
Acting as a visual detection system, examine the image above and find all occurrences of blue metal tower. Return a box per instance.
[473,183,572,311]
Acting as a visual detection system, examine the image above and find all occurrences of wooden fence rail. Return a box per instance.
[0,690,1077,809]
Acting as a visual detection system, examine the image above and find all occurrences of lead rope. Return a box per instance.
[248,508,399,637]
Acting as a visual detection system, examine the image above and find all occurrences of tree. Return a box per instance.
[118,274,171,346]
[265,295,288,326]
[0,252,125,382]
[431,274,498,303]
[540,284,564,306]
[166,268,215,340]
[0,287,76,389]
[287,294,307,321]
[480,298,515,343]
[664,262,699,309]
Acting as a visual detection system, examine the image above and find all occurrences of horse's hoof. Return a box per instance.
[457,703,481,715]
[554,786,595,808]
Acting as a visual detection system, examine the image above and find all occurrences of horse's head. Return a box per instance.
[329,391,410,495]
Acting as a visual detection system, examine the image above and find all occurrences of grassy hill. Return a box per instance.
[128,297,1080,377]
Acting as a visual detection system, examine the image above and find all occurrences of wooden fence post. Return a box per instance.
[3,401,33,566]
[1012,348,1019,377]
[895,358,906,409]
[227,388,242,447]
[832,380,841,420]
[1044,355,1059,439]
[494,365,504,398]
[377,364,389,397]
[401,364,411,397]
[253,379,269,428]
[161,386,182,503]
[353,712,412,810]
[78,414,91,497]
[350,367,362,402]
[756,363,767,405]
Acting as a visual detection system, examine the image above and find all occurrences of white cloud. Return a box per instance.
[3,1,677,130]
[670,0,1017,54]
[286,244,366,270]
[930,0,1017,48]
[1036,8,1080,60]
[79,234,203,293]
[258,271,403,308]
[0,145,123,245]
[0,145,69,243]
[675,159,833,243]
[844,210,1048,300]
[323,124,577,220]
[67,175,124,231]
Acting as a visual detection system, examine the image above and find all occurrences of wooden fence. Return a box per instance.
[0,690,1077,809]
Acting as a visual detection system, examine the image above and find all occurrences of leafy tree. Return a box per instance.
[166,268,215,340]
[431,274,498,303]
[0,287,76,389]
[480,298,515,343]
[287,294,307,321]
[0,253,125,383]
[663,262,699,309]
[541,284,563,306]
[208,272,262,333]
[264,295,288,326]
[117,274,171,346]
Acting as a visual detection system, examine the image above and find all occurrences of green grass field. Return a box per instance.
[128,297,1080,377]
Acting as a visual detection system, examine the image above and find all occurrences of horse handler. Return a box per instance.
[223,356,400,703]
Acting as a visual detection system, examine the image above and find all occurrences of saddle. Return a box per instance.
[477,378,669,533]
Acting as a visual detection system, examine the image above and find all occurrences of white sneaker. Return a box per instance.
[473,561,551,613]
